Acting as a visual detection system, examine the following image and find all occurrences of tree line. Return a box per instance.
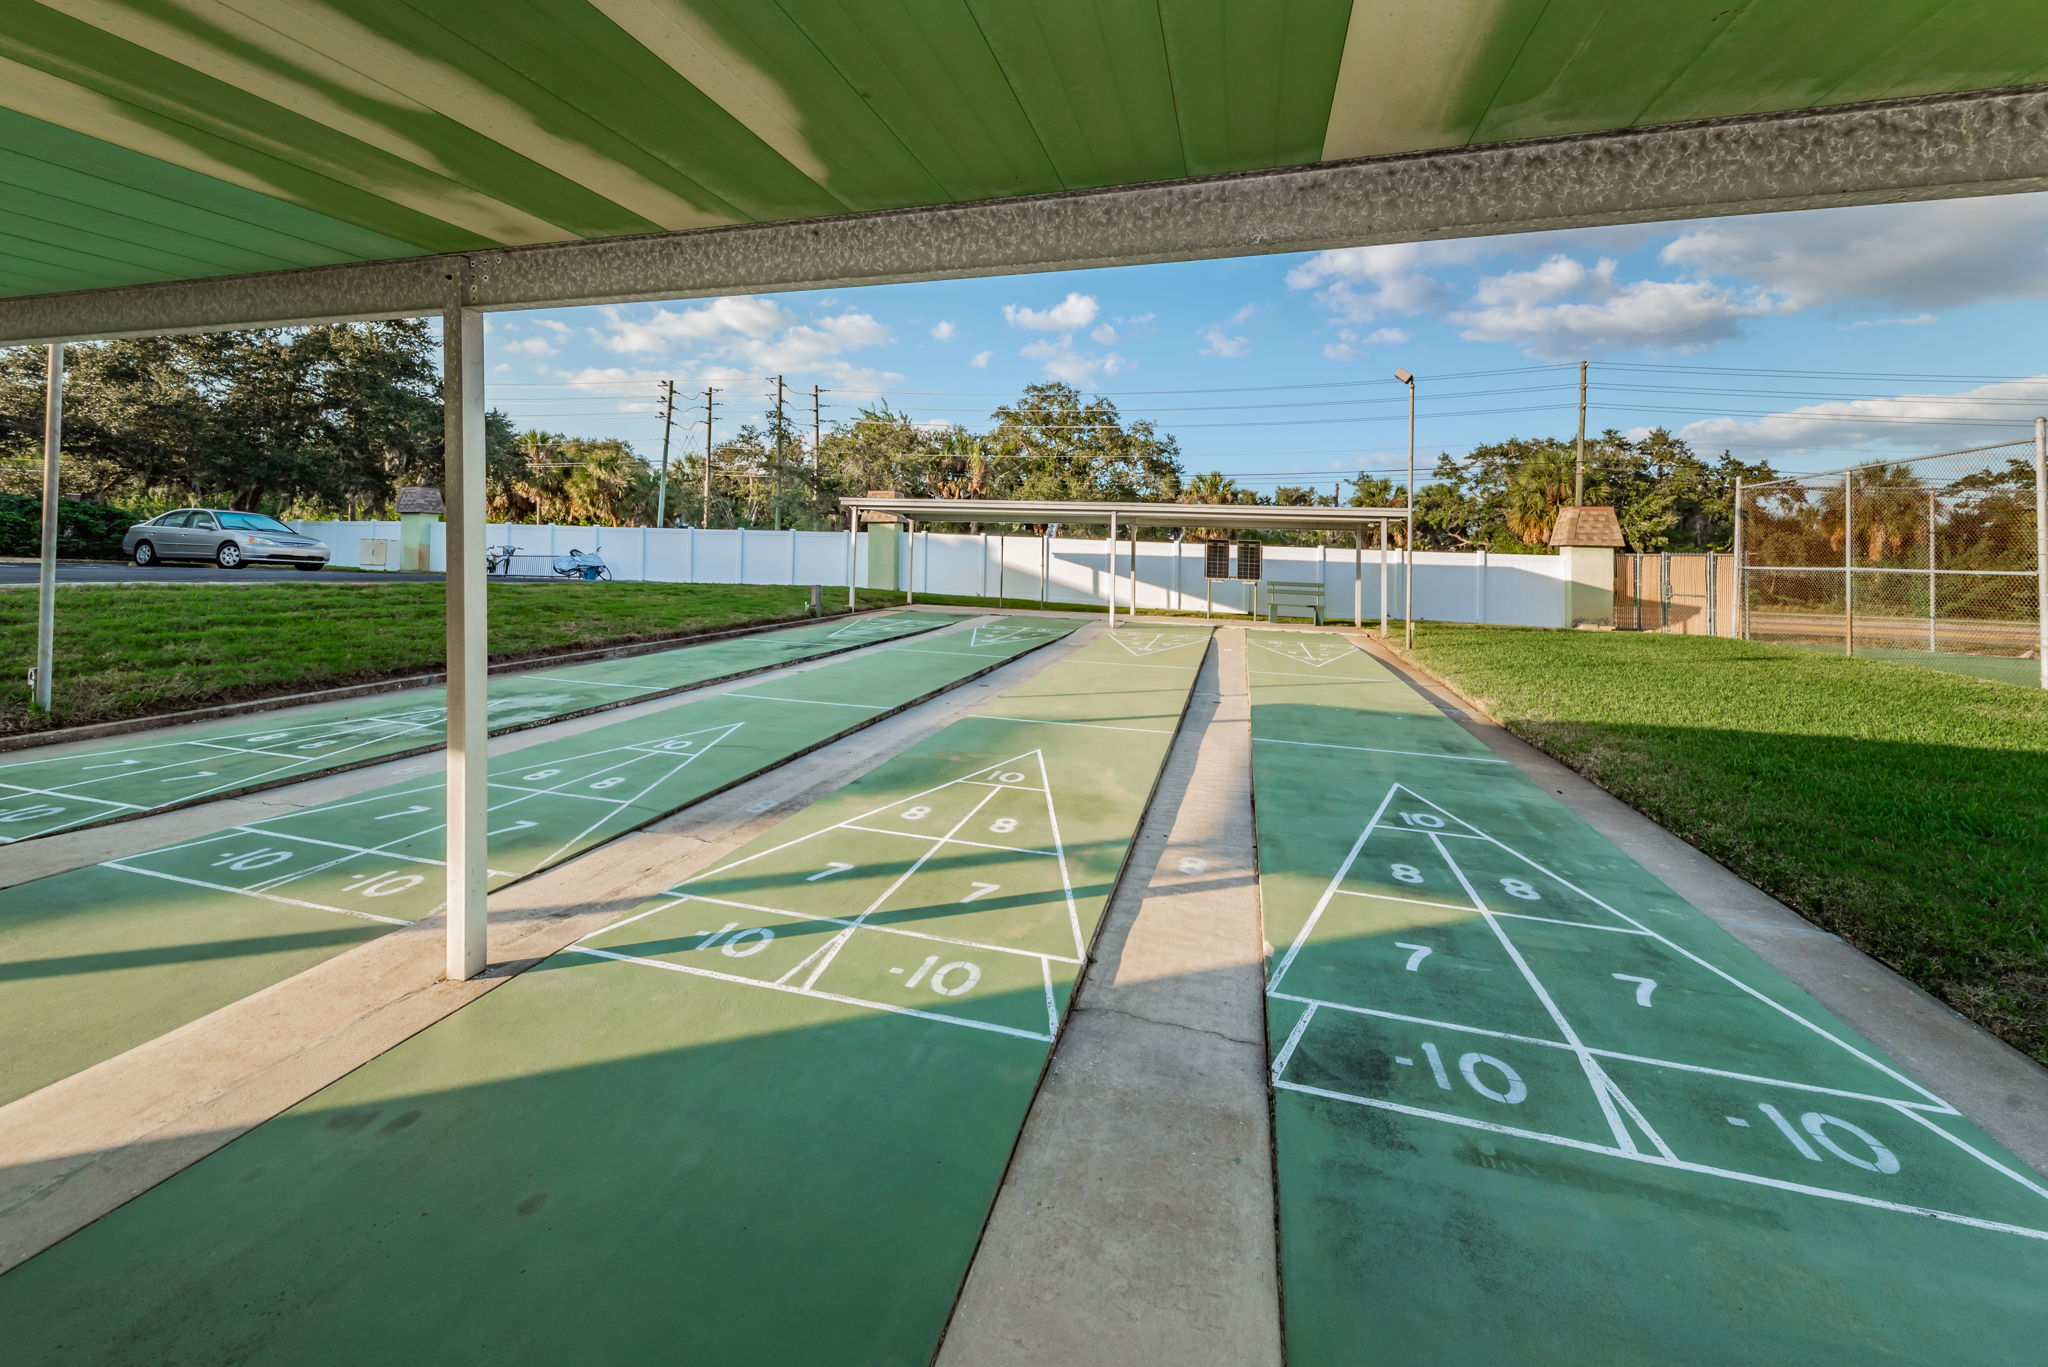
[2,323,1771,553]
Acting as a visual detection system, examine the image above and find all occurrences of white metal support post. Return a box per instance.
[1107,512,1119,628]
[906,518,917,604]
[1397,369,1417,650]
[443,303,488,981]
[2035,417,2046,689]
[1733,478,1747,640]
[846,509,858,610]
[1378,520,1389,638]
[33,344,61,712]
[1927,486,1939,653]
[1353,528,1363,628]
[1843,469,1856,657]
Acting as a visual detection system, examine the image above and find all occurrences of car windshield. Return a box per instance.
[216,512,296,534]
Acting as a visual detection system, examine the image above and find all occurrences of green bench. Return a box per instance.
[1262,579,1326,624]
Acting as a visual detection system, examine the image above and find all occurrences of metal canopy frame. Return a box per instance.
[14,82,2048,981]
[840,497,1411,634]
[5,85,2048,348]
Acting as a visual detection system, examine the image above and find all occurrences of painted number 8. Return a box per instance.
[1498,878,1540,901]
[900,806,932,820]
[1391,864,1424,884]
[989,817,1018,833]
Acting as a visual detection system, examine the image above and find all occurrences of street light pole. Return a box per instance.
[1396,368,1416,649]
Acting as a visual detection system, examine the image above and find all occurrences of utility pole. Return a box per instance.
[1575,360,1588,505]
[655,378,675,528]
[701,386,716,530]
[772,374,786,531]
[812,384,823,530]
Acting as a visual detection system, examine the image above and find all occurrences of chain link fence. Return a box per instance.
[1736,433,2047,686]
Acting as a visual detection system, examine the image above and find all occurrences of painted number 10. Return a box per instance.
[1404,1040,1528,1105]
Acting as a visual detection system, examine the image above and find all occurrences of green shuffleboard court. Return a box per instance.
[0,611,962,844]
[0,618,1070,1108]
[1245,630,2048,1364]
[0,626,1210,1365]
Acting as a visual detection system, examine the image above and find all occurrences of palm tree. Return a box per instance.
[1504,448,1576,548]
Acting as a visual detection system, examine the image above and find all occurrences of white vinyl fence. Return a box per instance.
[296,521,1575,628]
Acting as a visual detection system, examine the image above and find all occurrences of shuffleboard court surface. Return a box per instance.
[0,611,962,844]
[1246,629,2048,1364]
[0,626,1210,1365]
[0,618,1071,1107]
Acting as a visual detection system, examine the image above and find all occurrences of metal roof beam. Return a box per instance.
[5,85,2048,345]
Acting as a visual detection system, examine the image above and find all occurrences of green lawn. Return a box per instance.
[1404,626,2048,1063]
[0,582,905,735]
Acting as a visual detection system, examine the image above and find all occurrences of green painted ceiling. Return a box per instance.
[1,0,2043,301]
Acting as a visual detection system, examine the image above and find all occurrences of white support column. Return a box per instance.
[846,513,858,609]
[1353,529,1363,628]
[1107,513,1119,628]
[1403,518,1415,649]
[33,344,61,712]
[443,305,488,982]
[1378,520,1389,638]
[906,518,917,604]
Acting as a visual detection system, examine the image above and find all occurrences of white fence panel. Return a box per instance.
[290,520,1575,626]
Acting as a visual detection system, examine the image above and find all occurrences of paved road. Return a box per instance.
[0,561,444,586]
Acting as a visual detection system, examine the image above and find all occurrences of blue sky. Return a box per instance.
[482,192,2048,488]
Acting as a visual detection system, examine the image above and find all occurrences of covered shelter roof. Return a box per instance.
[841,496,1407,535]
[4,3,2048,343]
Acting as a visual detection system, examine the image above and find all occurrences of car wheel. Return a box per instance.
[215,542,245,569]
[132,540,158,567]
[293,563,323,572]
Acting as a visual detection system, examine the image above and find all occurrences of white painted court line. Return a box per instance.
[1266,993,1958,1113]
[0,783,143,808]
[963,715,1176,736]
[1273,1079,2048,1243]
[570,945,1057,1043]
[630,892,1084,965]
[1431,828,1659,1158]
[1081,658,1199,671]
[724,694,888,710]
[1253,736,1509,764]
[99,862,412,925]
[840,823,1055,856]
[532,675,659,690]
[1250,669,1398,682]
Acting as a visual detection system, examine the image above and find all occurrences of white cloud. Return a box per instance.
[1228,303,1257,325]
[1320,326,1412,362]
[1848,313,1939,329]
[969,350,993,368]
[1660,195,2048,313]
[499,336,556,356]
[596,296,793,354]
[1004,292,1100,331]
[1448,254,1789,359]
[1020,337,1124,386]
[536,319,573,336]
[1674,376,2048,460]
[1285,241,1485,322]
[1090,323,1118,345]
[930,320,957,340]
[1197,323,1249,358]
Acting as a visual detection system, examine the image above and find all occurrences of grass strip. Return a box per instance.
[1403,625,2048,1063]
[0,582,906,735]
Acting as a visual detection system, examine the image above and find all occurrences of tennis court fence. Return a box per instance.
[1734,431,2047,687]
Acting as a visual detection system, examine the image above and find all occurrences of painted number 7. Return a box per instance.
[1395,942,1433,972]
[1612,974,1658,1007]
[807,862,854,882]
[960,882,1001,903]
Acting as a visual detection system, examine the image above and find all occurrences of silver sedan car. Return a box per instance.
[124,509,331,570]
